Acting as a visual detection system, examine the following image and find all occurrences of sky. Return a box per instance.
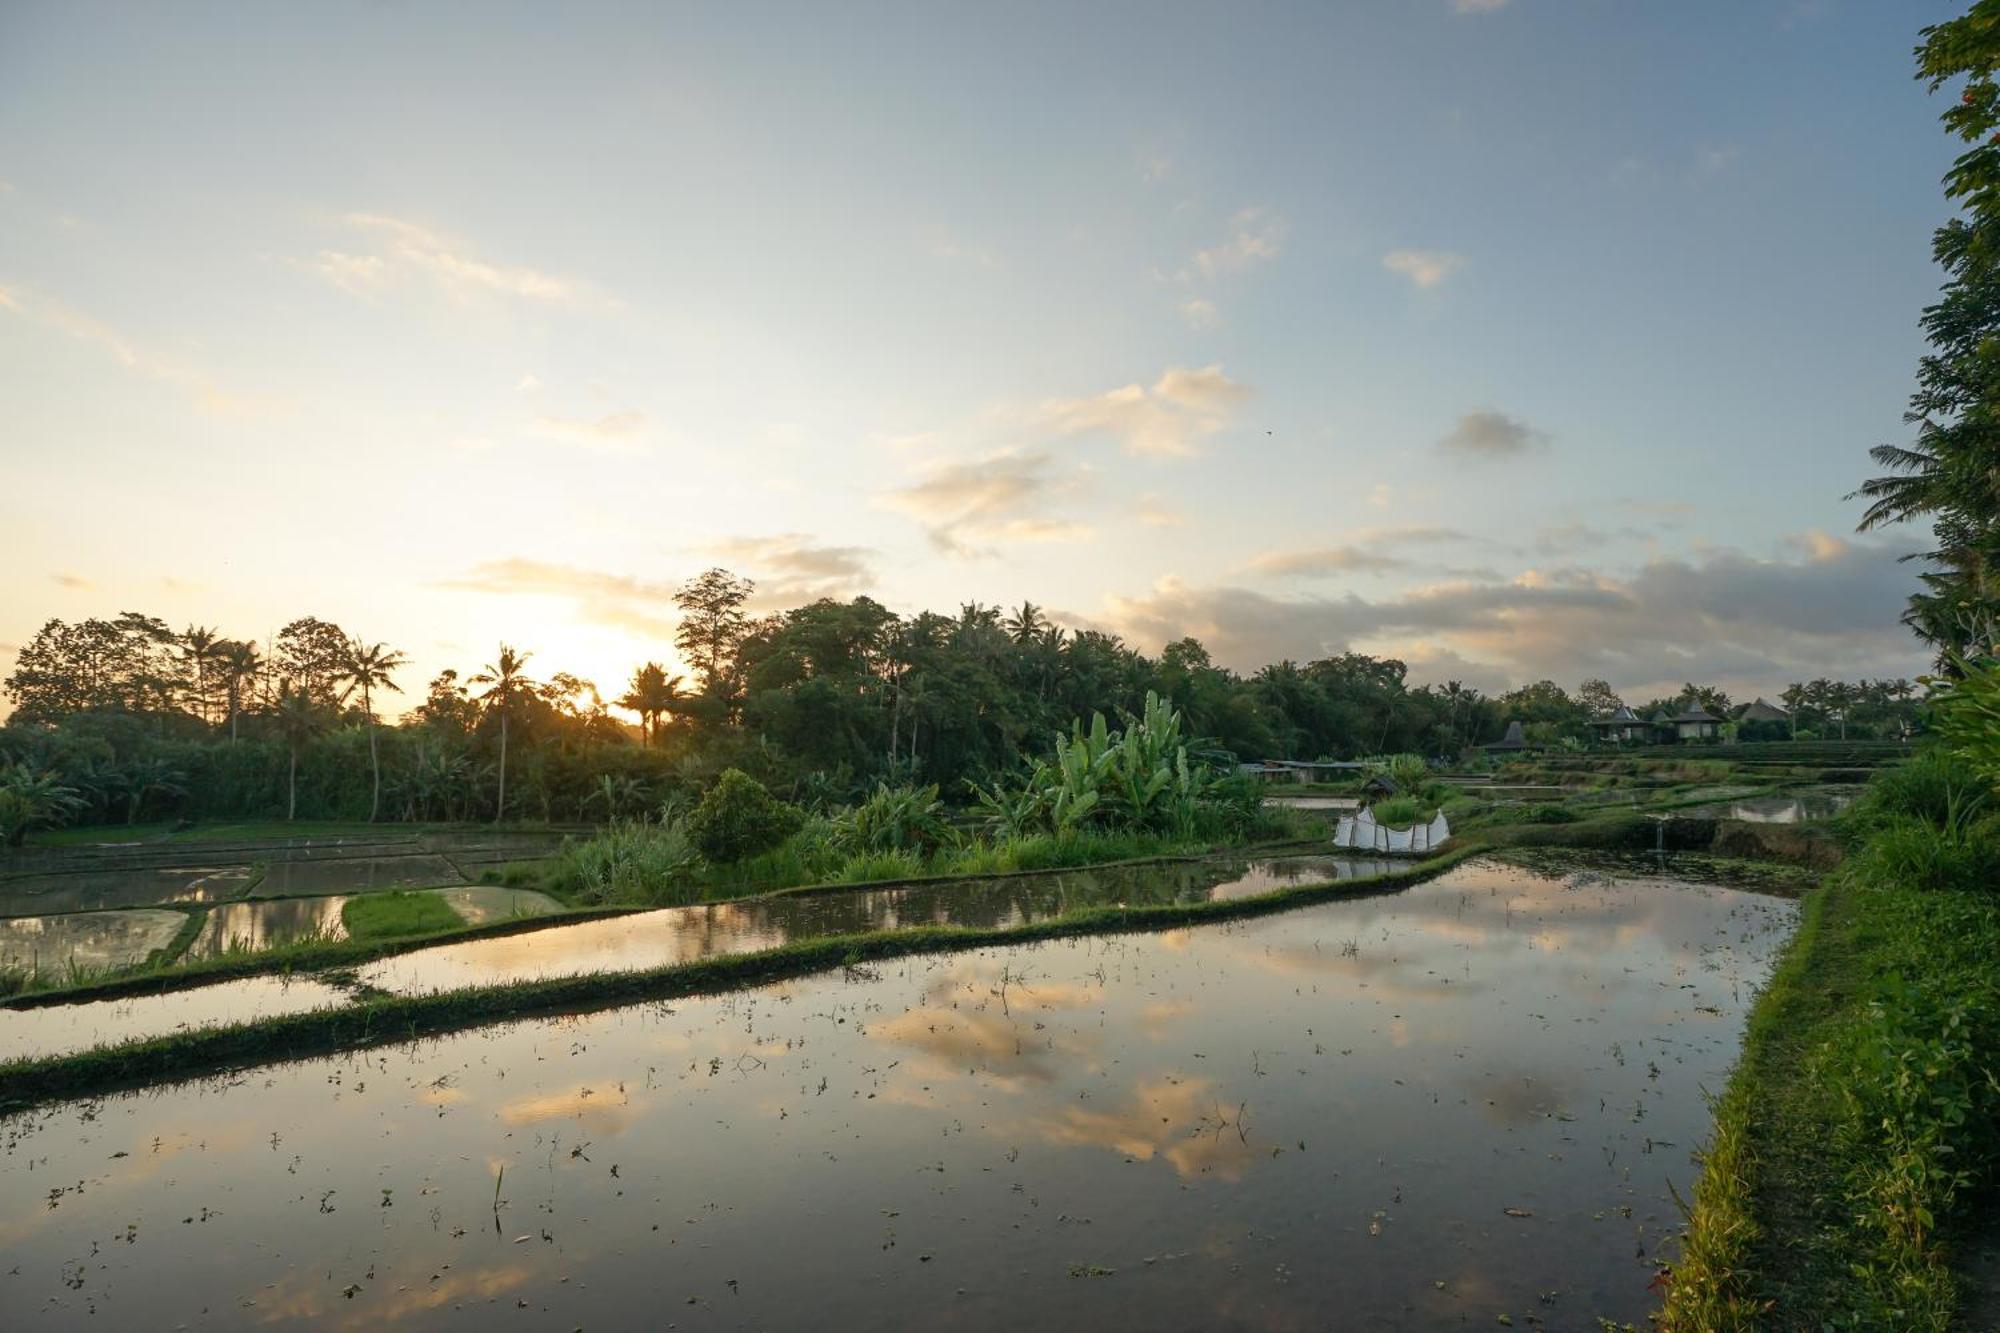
[0,0,1969,718]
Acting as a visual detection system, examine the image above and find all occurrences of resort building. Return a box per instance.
[1667,702,1723,742]
[1586,705,1651,744]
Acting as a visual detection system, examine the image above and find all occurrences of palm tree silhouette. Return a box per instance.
[617,661,684,746]
[471,645,535,825]
[339,638,408,823]
[273,680,326,821]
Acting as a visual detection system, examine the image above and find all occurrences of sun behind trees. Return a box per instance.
[0,570,1919,837]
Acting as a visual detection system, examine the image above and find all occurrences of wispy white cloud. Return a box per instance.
[529,409,651,454]
[0,284,282,417]
[1191,208,1286,279]
[1135,493,1187,528]
[1178,296,1219,329]
[303,213,614,309]
[1382,248,1465,289]
[878,450,1093,556]
[707,533,878,608]
[1039,364,1250,458]
[1452,0,1510,13]
[1242,546,1407,577]
[440,559,680,638]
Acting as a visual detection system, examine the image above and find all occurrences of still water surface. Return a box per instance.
[1,856,1793,1329]
[0,855,1389,1061]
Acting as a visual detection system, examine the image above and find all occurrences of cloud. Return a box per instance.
[1382,248,1466,289]
[51,572,91,589]
[1135,493,1186,528]
[515,373,542,393]
[1452,0,1509,12]
[1695,143,1742,175]
[878,450,1092,556]
[707,533,877,608]
[439,559,679,638]
[1192,208,1287,279]
[0,285,282,417]
[1039,364,1249,458]
[1242,546,1407,577]
[1096,534,1931,696]
[1178,296,1219,328]
[529,409,651,454]
[303,213,611,308]
[1532,522,1658,554]
[1437,409,1549,458]
[923,231,998,268]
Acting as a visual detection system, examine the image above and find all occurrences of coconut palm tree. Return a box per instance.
[617,661,684,746]
[471,644,535,825]
[1002,601,1047,645]
[218,640,263,741]
[338,638,408,823]
[273,680,326,821]
[180,625,223,725]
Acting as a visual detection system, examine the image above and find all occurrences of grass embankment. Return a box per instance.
[0,843,1485,1113]
[1663,752,2000,1331]
[340,890,463,942]
[15,819,532,848]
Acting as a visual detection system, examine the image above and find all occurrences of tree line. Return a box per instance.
[0,568,1915,837]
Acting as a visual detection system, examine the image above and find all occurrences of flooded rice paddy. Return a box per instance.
[0,910,186,978]
[1677,787,1859,824]
[0,855,1794,1329]
[0,856,1393,1062]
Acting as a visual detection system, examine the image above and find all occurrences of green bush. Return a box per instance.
[1850,812,2000,895]
[841,783,952,855]
[685,769,804,864]
[546,815,700,905]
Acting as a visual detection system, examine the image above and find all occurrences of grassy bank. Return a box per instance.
[1663,754,2000,1331]
[0,845,1485,1113]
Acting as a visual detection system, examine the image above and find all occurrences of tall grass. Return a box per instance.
[1663,746,2000,1330]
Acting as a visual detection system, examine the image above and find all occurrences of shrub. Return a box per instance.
[685,769,804,864]
[546,815,699,905]
[1368,796,1424,829]
[1850,812,2000,895]
[841,783,952,855]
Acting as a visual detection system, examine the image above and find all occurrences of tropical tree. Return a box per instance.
[272,680,327,821]
[471,644,535,825]
[1001,601,1047,645]
[218,640,262,741]
[112,756,187,825]
[1850,8,2000,662]
[673,568,753,702]
[180,624,223,724]
[338,638,408,823]
[617,661,684,746]
[0,763,86,847]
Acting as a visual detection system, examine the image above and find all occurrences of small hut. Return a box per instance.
[1486,720,1533,755]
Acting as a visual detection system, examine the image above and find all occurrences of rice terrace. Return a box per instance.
[3,3,1999,1330]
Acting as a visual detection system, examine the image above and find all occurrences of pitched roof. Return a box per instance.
[1588,705,1644,726]
[1672,702,1721,723]
[1488,720,1529,749]
[1738,697,1791,723]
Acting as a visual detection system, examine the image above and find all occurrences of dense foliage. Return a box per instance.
[1854,3,2000,662]
[0,582,1910,834]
